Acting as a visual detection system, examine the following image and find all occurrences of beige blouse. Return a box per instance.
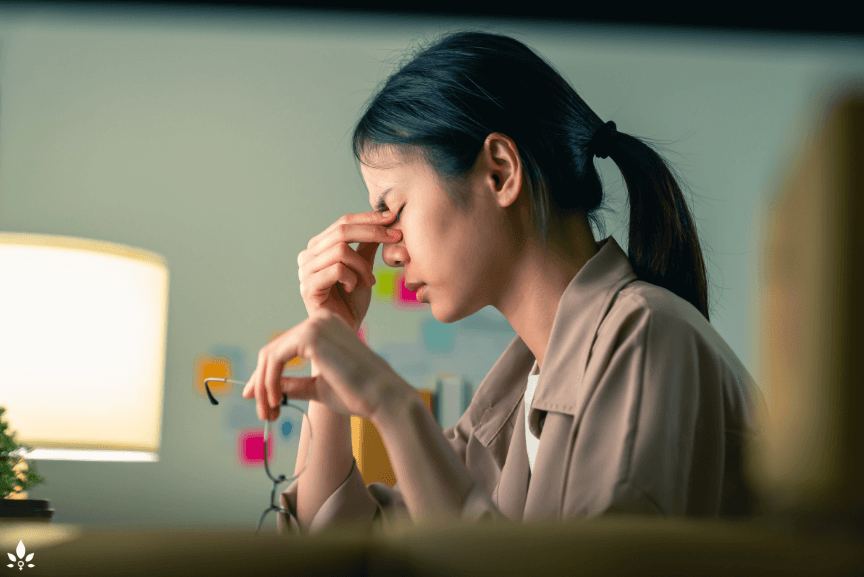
[277,236,765,535]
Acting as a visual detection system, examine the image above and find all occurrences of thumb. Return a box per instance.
[355,241,380,265]
[279,375,320,403]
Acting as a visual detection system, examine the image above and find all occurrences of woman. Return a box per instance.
[242,30,762,534]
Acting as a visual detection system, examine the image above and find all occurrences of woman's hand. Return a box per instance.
[242,311,409,422]
[298,211,402,333]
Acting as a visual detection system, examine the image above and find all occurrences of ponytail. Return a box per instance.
[602,126,710,321]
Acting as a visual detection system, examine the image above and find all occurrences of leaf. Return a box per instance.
[25,469,45,487]
[25,553,34,561]
[16,541,25,558]
[7,553,15,562]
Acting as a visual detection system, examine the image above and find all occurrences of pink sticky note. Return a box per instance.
[396,274,424,308]
[239,429,274,466]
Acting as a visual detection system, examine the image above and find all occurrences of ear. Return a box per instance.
[481,133,523,209]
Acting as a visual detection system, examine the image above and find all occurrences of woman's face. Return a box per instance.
[361,145,513,324]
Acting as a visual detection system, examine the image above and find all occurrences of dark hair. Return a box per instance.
[353,30,710,321]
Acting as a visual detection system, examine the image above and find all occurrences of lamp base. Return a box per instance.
[0,499,54,523]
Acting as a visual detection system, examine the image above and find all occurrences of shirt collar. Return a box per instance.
[471,235,638,447]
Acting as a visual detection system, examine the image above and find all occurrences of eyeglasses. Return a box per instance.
[204,378,313,535]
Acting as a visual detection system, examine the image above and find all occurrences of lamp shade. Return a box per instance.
[0,233,169,462]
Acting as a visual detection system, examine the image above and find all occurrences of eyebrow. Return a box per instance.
[373,187,393,212]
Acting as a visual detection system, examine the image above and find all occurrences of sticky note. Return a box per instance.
[422,317,454,352]
[395,274,424,309]
[238,428,274,466]
[196,355,232,397]
[372,267,398,302]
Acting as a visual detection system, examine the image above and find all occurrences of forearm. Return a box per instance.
[371,379,476,527]
[293,360,355,531]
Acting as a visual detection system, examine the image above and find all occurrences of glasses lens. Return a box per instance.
[264,401,312,485]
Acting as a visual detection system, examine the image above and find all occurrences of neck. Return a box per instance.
[493,214,598,370]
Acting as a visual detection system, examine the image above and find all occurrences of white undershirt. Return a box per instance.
[525,360,541,476]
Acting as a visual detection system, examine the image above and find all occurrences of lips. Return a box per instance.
[415,285,428,303]
[404,280,427,303]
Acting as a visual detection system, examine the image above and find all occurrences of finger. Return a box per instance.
[301,264,360,306]
[264,344,287,417]
[355,240,382,268]
[255,353,269,421]
[300,242,377,290]
[312,223,398,264]
[242,369,257,398]
[279,376,318,403]
[306,211,398,255]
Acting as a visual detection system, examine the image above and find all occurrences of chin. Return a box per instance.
[429,301,454,324]
[430,298,474,325]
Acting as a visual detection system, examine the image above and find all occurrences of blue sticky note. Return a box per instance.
[422,318,455,353]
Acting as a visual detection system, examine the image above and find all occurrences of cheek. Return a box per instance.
[438,229,489,290]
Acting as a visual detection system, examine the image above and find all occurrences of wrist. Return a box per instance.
[370,373,416,430]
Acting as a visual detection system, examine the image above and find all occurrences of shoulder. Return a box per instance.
[561,278,762,439]
[594,280,745,376]
[615,280,704,328]
[594,280,695,345]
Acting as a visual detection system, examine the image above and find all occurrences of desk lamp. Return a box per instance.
[0,233,169,520]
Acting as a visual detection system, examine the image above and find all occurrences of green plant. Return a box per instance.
[0,406,45,499]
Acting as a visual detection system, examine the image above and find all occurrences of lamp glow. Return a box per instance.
[0,233,169,462]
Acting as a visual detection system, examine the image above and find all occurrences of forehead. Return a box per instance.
[361,145,429,204]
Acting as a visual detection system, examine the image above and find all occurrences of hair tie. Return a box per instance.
[590,121,618,159]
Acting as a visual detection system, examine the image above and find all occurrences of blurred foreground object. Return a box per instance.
[747,79,864,524]
[3,515,862,577]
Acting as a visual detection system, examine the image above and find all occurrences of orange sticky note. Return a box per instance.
[285,356,307,371]
[268,330,308,371]
[196,355,232,397]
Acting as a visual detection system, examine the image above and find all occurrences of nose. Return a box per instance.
[381,240,408,268]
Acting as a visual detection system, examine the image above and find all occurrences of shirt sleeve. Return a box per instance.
[441,416,505,524]
[276,416,503,536]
